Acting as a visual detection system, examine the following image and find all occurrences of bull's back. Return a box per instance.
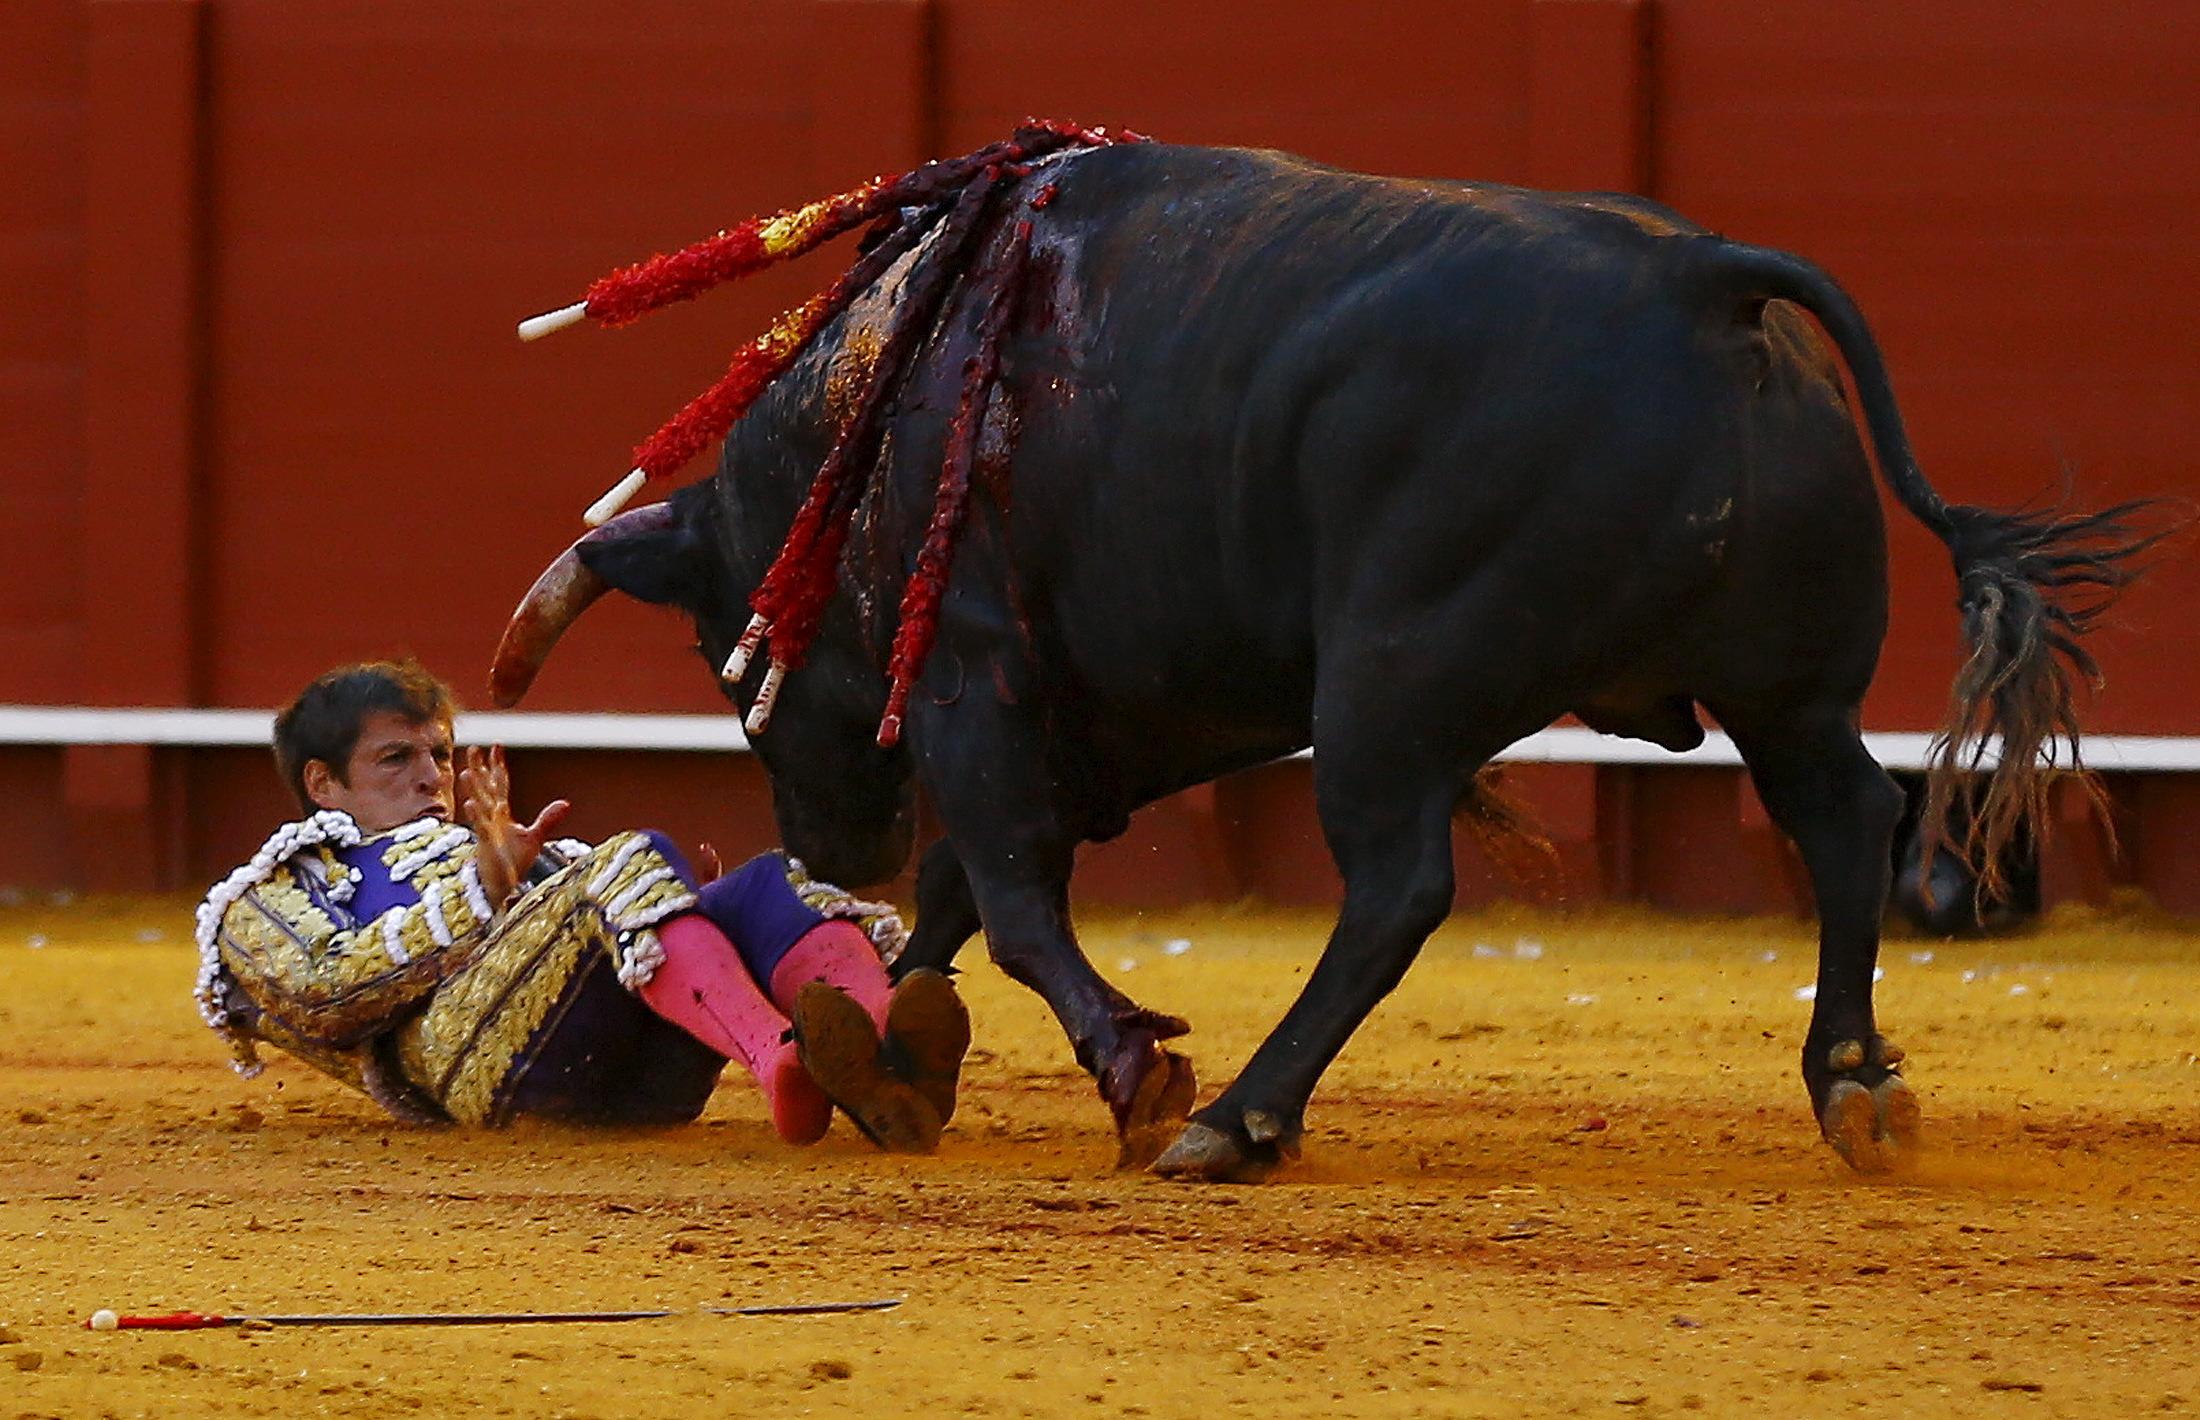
[1001,146,1783,723]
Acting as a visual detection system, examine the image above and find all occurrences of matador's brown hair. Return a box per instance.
[272,659,456,812]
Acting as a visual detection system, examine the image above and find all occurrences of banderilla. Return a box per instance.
[85,1298,902,1330]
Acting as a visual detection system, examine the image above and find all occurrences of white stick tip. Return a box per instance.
[517,302,589,342]
[745,661,786,735]
[89,1309,119,1331]
[583,469,648,527]
[721,613,770,681]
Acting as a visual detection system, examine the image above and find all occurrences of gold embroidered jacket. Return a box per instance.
[193,813,694,1121]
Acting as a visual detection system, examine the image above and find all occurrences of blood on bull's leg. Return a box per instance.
[1722,703,1919,1172]
[947,844,1196,1166]
[911,693,1194,1167]
[964,865,1196,1167]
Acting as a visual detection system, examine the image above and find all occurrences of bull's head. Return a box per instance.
[489,487,916,887]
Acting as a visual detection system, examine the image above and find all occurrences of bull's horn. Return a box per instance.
[488,504,677,707]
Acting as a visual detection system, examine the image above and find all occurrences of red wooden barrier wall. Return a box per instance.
[2,1,2195,910]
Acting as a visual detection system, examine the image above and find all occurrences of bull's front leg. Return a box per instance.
[914,704,1195,1166]
[961,852,1197,1166]
[890,839,983,980]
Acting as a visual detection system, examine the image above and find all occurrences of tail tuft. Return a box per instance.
[1456,767,1564,899]
[1679,234,2188,909]
[1920,490,2183,903]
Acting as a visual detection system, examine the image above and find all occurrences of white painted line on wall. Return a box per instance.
[1405,728,2200,774]
[4,705,2198,772]
[0,707,753,752]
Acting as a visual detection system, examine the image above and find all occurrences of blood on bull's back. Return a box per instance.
[984,145,1783,777]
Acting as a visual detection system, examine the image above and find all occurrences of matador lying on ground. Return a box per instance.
[194,659,967,1152]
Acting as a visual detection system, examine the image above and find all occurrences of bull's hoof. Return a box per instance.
[1151,1115,1295,1184]
[1812,1030,1918,1171]
[1100,1028,1196,1168]
[1874,1074,1923,1150]
[1151,1123,1268,1183]
[1106,1041,1197,1170]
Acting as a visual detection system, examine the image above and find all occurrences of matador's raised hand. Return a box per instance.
[457,745,571,910]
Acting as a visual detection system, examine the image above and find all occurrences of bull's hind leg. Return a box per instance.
[1721,703,1920,1172]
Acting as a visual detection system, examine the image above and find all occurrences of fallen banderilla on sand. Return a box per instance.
[83,1298,902,1330]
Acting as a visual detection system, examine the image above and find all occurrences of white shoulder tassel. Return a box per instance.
[381,910,411,965]
[391,826,472,883]
[194,810,363,1034]
[460,862,496,924]
[423,881,455,948]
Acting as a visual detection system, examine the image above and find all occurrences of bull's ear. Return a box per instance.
[575,497,714,608]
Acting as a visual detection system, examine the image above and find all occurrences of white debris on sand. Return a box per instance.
[1513,939,1544,960]
[1161,938,1192,957]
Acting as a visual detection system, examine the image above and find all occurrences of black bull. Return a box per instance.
[493,143,2155,1180]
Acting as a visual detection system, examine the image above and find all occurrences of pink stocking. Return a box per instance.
[638,914,830,1144]
[768,921,893,1030]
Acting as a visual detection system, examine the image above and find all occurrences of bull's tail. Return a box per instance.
[1456,766,1563,899]
[1679,237,2175,900]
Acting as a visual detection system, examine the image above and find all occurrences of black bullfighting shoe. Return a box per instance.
[791,982,943,1153]
[882,969,971,1126]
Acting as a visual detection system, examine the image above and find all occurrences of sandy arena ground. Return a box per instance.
[2,893,2197,1418]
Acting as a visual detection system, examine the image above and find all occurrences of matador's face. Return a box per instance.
[307,711,456,833]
